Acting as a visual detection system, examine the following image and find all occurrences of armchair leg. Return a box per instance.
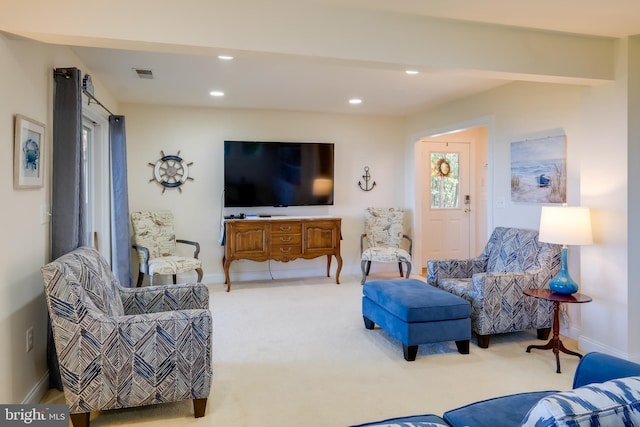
[136,273,144,287]
[398,262,404,277]
[537,327,551,340]
[196,267,204,282]
[172,274,178,284]
[477,334,491,349]
[360,261,368,285]
[193,398,207,418]
[365,261,371,275]
[70,412,90,427]
[404,260,412,278]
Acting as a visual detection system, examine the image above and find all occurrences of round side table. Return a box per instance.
[524,288,592,373]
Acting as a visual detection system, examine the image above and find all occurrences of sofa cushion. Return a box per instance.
[443,390,558,427]
[521,376,640,426]
[349,414,449,427]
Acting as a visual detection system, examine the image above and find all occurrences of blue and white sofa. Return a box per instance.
[350,352,640,427]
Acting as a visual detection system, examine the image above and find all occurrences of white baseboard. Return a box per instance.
[22,371,50,404]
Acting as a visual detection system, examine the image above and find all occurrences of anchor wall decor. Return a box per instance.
[358,166,376,191]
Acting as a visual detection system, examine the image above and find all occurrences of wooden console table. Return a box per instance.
[222,217,342,291]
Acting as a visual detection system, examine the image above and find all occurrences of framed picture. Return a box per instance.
[14,114,45,189]
[510,134,567,203]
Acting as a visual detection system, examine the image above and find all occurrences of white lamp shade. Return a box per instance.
[539,206,593,245]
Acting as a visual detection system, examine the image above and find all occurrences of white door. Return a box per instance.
[422,141,472,261]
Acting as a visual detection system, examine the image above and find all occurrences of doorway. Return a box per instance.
[414,125,489,275]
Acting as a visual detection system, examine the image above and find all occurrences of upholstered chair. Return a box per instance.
[360,207,413,285]
[41,247,212,427]
[427,227,561,348]
[131,211,203,286]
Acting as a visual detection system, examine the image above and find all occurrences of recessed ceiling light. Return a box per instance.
[349,98,362,105]
[218,55,234,60]
[210,91,225,97]
[405,69,419,75]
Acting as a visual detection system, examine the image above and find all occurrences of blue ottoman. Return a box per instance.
[362,279,471,361]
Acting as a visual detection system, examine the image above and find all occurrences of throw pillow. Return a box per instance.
[521,376,640,426]
[363,423,448,427]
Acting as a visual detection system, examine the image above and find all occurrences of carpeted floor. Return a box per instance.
[42,273,581,427]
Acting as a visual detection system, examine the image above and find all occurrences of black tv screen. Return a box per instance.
[224,141,334,207]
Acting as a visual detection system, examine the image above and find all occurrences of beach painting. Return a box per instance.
[511,135,566,203]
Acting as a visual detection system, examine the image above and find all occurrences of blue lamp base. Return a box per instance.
[549,247,579,295]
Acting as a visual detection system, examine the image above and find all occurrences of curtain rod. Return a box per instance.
[53,69,115,116]
[83,88,115,116]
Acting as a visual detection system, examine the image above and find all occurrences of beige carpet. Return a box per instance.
[42,273,581,427]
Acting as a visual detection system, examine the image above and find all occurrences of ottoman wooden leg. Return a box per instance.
[403,344,418,361]
[455,340,470,354]
[363,316,375,329]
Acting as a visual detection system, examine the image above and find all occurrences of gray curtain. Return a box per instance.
[49,67,86,390]
[110,115,132,287]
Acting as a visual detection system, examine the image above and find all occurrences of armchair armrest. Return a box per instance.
[119,282,209,315]
[427,257,488,283]
[573,352,640,388]
[402,234,413,254]
[132,244,150,273]
[177,239,201,259]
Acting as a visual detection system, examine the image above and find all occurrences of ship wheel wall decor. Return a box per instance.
[148,150,194,193]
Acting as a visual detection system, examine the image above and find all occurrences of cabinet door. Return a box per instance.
[226,221,269,260]
[303,220,340,255]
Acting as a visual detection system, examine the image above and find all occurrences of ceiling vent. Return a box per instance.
[134,68,154,79]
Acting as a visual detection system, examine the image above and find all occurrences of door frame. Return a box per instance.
[411,116,494,273]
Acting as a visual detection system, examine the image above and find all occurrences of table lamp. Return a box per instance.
[538,205,593,295]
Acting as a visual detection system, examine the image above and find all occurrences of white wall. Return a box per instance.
[0,34,118,403]
[122,104,407,284]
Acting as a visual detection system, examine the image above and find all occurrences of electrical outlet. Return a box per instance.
[26,327,34,353]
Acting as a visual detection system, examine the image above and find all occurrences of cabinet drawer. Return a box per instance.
[271,244,302,257]
[271,233,302,245]
[271,222,302,235]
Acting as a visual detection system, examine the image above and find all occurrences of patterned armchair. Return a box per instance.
[131,211,203,286]
[41,247,212,427]
[360,207,413,285]
[427,227,560,348]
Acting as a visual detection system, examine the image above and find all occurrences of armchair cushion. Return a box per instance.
[362,247,412,263]
[148,255,202,276]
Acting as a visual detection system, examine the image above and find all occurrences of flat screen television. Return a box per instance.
[224,141,334,207]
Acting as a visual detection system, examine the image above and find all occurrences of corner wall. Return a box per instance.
[406,77,632,357]
[0,33,118,403]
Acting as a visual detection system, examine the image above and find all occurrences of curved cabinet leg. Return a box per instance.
[334,254,343,284]
[223,259,232,292]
